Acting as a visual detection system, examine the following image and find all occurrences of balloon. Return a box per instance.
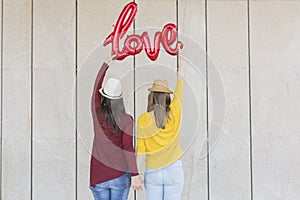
[141,31,161,61]
[124,35,143,55]
[161,23,184,55]
[103,2,137,60]
[103,2,137,46]
[103,2,184,61]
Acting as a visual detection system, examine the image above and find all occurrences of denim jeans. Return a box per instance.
[89,173,131,200]
[144,159,184,200]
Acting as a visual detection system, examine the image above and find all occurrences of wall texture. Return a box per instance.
[1,0,300,200]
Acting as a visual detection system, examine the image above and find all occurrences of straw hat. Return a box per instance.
[99,77,123,99]
[148,79,173,94]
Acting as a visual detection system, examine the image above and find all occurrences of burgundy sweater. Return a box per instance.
[90,62,138,187]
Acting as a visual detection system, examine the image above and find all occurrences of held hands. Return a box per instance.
[131,175,144,191]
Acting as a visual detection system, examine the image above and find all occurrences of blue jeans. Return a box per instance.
[89,173,131,200]
[144,159,184,200]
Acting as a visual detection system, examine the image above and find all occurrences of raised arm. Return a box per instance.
[177,48,184,80]
[171,49,184,107]
[91,53,115,114]
[91,62,109,114]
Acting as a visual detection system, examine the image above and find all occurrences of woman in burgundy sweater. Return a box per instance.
[89,59,143,200]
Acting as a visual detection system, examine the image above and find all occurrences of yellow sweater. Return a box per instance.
[137,80,184,169]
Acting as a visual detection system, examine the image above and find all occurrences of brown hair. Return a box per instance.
[147,92,171,128]
[97,95,126,134]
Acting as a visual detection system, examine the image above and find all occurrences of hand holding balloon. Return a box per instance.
[178,48,184,80]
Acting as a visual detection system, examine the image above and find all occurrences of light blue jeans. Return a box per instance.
[144,159,184,200]
[89,173,130,200]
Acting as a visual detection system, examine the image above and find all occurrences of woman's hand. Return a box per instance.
[178,48,184,80]
[104,52,116,64]
[131,175,144,191]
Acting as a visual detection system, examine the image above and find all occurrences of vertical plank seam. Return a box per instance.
[205,0,210,200]
[75,0,78,200]
[0,0,3,198]
[133,1,136,200]
[247,0,253,200]
[30,0,34,199]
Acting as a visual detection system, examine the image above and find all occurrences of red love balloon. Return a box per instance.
[103,2,184,61]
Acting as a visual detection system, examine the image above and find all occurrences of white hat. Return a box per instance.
[99,77,123,99]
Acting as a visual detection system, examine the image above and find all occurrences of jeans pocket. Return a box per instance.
[169,162,184,184]
[144,171,157,184]
[113,173,131,189]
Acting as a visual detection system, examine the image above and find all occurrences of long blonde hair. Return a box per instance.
[147,92,171,128]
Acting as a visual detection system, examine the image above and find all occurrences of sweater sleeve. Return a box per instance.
[91,62,109,115]
[170,79,184,114]
[136,126,146,154]
[121,116,139,176]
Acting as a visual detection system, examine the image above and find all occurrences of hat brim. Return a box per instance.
[148,88,173,94]
[99,88,123,99]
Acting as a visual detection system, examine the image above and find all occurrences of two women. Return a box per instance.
[89,51,184,200]
[89,56,143,200]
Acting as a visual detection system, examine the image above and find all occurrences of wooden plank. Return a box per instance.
[32,0,76,199]
[178,0,208,200]
[250,1,300,199]
[207,1,251,199]
[77,0,134,199]
[1,0,31,199]
[134,0,176,199]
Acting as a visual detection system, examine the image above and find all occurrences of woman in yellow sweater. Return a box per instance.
[136,52,184,200]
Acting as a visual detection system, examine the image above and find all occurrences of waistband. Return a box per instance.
[146,158,182,173]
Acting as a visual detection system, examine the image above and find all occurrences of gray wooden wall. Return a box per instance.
[1,0,300,200]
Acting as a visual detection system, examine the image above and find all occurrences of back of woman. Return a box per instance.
[137,51,185,200]
[89,59,143,200]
